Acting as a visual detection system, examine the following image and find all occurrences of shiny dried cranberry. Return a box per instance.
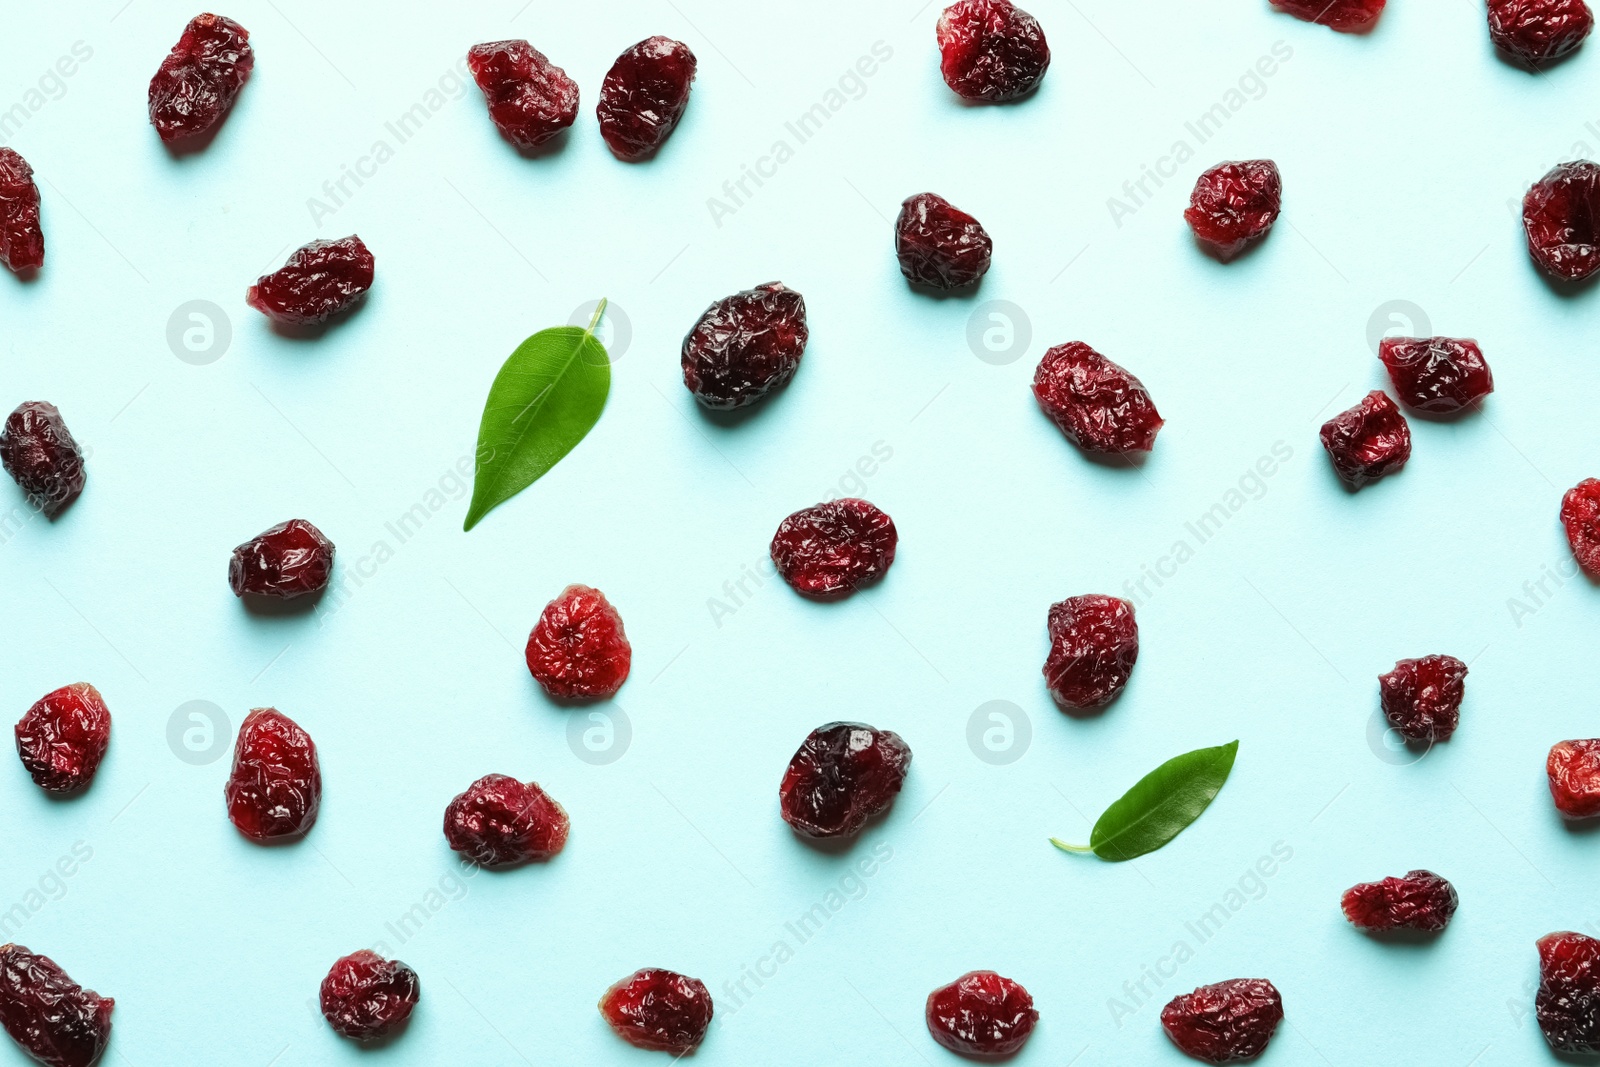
[599,968,712,1054]
[1319,390,1410,488]
[1161,979,1283,1063]
[1271,0,1385,31]
[1184,160,1281,260]
[596,37,697,161]
[1378,337,1493,414]
[0,149,44,273]
[895,192,992,289]
[525,584,631,699]
[1033,342,1162,456]
[924,971,1038,1057]
[228,519,334,599]
[936,0,1050,103]
[0,945,112,1067]
[779,723,911,839]
[681,282,808,409]
[1341,870,1458,932]
[246,236,374,326]
[770,499,897,599]
[225,708,321,842]
[1489,0,1593,62]
[467,40,579,149]
[1538,931,1600,1053]
[320,950,419,1042]
[0,403,84,519]
[1564,479,1600,576]
[147,13,253,144]
[14,684,111,795]
[1378,654,1466,744]
[1548,740,1600,819]
[1043,594,1138,710]
[443,774,568,868]
[1525,161,1600,282]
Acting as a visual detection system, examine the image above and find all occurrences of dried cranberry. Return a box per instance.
[596,37,697,162]
[1378,654,1466,744]
[1548,740,1600,819]
[599,968,712,1054]
[1042,594,1138,711]
[924,971,1038,1057]
[1538,931,1600,1054]
[779,723,912,839]
[147,13,253,144]
[1184,160,1282,261]
[895,192,992,289]
[525,585,631,699]
[224,708,321,842]
[681,282,808,410]
[1341,870,1458,932]
[770,499,897,599]
[228,519,334,599]
[1160,979,1283,1064]
[1270,0,1385,31]
[1032,342,1162,456]
[0,403,84,519]
[320,950,419,1042]
[0,945,113,1067]
[467,40,579,149]
[246,236,374,326]
[1319,390,1410,488]
[1378,337,1494,414]
[1524,161,1600,282]
[1564,479,1600,576]
[14,684,111,795]
[936,0,1051,103]
[0,149,44,273]
[443,774,568,868]
[1489,0,1594,63]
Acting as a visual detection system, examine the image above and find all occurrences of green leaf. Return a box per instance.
[464,301,611,531]
[1051,740,1238,862]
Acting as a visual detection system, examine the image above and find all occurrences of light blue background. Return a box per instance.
[0,0,1596,1063]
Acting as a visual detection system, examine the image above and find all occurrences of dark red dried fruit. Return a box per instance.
[14,684,110,795]
[1032,342,1162,456]
[147,13,253,144]
[1161,979,1283,1064]
[1525,161,1600,282]
[1184,160,1282,261]
[1538,931,1600,1054]
[246,235,374,326]
[0,149,44,273]
[1270,0,1385,31]
[1548,739,1600,819]
[894,193,992,290]
[599,968,713,1054]
[0,945,113,1067]
[320,950,419,1042]
[936,0,1051,103]
[1319,390,1411,488]
[467,40,579,149]
[681,282,808,410]
[1378,337,1494,413]
[224,708,321,842]
[1489,0,1594,63]
[924,971,1039,1057]
[228,519,334,599]
[770,499,898,599]
[596,37,697,162]
[1341,870,1459,932]
[779,722,911,839]
[0,403,84,519]
[525,584,631,699]
[443,774,568,868]
[1564,478,1600,576]
[1378,654,1466,744]
[1043,594,1138,710]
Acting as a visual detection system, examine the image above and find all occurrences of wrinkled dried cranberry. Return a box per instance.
[0,945,112,1067]
[1184,160,1281,261]
[443,774,568,868]
[1378,654,1466,744]
[467,40,579,149]
[924,971,1038,1057]
[320,950,419,1042]
[246,236,374,326]
[936,0,1050,102]
[525,585,631,699]
[1271,0,1385,31]
[1341,870,1458,932]
[228,519,334,599]
[1378,337,1493,413]
[599,968,712,1054]
[1538,931,1600,1053]
[0,403,84,519]
[770,499,897,599]
[1033,342,1162,456]
[596,37,697,161]
[1319,391,1411,488]
[225,708,321,842]
[681,282,808,410]
[148,13,253,144]
[0,149,43,273]
[895,192,992,289]
[14,684,111,795]
[1548,740,1600,819]
[1043,594,1138,710]
[1564,479,1600,576]
[1161,979,1283,1064]
[780,723,911,839]
[1524,161,1600,282]
[1489,0,1593,63]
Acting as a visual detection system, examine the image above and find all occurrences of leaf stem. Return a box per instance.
[1049,837,1094,854]
[587,298,608,334]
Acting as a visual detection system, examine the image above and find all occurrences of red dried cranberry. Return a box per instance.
[895,193,993,289]
[1341,870,1459,932]
[0,403,85,519]
[467,40,579,149]
[770,499,897,599]
[924,971,1038,1057]
[1319,390,1410,488]
[596,37,697,162]
[14,684,111,795]
[936,0,1051,103]
[1043,594,1138,710]
[0,149,44,273]
[599,968,712,1054]
[246,236,374,326]
[0,945,113,1067]
[147,13,253,144]
[525,585,631,699]
[228,519,334,599]
[443,774,568,868]
[224,708,321,842]
[1548,739,1600,819]
[1489,0,1593,63]
[1032,342,1162,456]
[1524,161,1600,282]
[1378,654,1466,744]
[1160,979,1283,1064]
[1270,0,1385,31]
[1378,337,1493,414]
[681,282,808,409]
[1538,931,1600,1054]
[1184,160,1282,261]
[1563,478,1600,578]
[779,723,912,839]
[320,950,419,1042]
